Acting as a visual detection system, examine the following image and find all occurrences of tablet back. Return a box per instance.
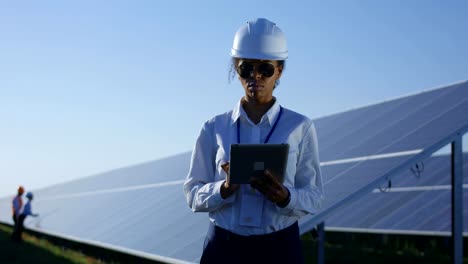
[228,143,289,184]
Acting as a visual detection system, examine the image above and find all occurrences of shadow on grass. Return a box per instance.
[0,228,76,264]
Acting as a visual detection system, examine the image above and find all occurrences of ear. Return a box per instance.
[276,65,283,79]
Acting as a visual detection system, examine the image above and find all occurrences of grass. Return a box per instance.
[2,224,467,264]
[301,231,468,264]
[0,225,112,264]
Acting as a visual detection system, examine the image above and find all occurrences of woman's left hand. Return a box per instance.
[249,169,289,205]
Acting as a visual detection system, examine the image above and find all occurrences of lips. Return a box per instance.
[247,81,264,91]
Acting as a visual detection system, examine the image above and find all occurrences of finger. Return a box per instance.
[264,169,281,185]
[249,178,264,189]
[225,180,239,190]
[254,172,279,193]
[268,189,285,203]
[254,177,283,200]
[249,179,268,194]
[221,162,230,173]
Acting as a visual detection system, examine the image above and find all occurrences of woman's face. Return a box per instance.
[237,59,283,103]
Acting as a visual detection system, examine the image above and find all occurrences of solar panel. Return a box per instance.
[324,153,468,235]
[1,80,467,263]
[0,153,205,263]
[300,81,468,233]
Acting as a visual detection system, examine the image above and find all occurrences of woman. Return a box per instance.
[184,18,324,264]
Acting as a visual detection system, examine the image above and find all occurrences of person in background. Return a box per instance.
[11,191,39,242]
[184,18,324,264]
[10,186,24,241]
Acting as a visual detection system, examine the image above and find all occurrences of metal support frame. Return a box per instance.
[317,221,325,264]
[451,135,463,264]
[306,129,467,264]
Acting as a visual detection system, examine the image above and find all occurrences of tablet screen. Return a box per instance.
[228,144,289,184]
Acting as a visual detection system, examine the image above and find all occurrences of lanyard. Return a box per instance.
[237,106,283,144]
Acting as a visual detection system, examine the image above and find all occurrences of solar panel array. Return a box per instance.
[1,80,467,263]
[300,80,468,232]
[1,153,206,263]
[324,153,468,235]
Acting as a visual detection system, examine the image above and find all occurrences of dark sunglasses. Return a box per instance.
[237,61,276,79]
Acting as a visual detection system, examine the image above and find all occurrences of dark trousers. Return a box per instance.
[11,214,26,242]
[200,222,304,264]
[10,214,18,241]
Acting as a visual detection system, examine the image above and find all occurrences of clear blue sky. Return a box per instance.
[1,0,467,198]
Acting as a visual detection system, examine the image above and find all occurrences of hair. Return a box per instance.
[228,58,285,89]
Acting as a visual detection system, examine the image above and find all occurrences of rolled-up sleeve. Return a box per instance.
[183,121,235,212]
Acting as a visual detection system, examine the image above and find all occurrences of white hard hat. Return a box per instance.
[230,18,288,60]
[26,192,33,199]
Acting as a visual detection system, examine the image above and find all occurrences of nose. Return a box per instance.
[249,67,264,79]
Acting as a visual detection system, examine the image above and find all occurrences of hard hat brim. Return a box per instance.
[230,49,288,60]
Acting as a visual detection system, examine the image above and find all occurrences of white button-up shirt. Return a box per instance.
[184,98,324,235]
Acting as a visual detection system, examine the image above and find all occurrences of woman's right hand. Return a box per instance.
[220,162,239,198]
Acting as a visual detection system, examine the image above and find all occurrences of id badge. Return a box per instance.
[239,193,264,227]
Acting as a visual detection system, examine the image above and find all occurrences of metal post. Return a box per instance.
[317,222,325,264]
[451,136,463,264]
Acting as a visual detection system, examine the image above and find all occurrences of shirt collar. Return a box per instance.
[230,97,281,126]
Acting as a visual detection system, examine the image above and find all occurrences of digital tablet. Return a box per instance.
[228,143,289,184]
